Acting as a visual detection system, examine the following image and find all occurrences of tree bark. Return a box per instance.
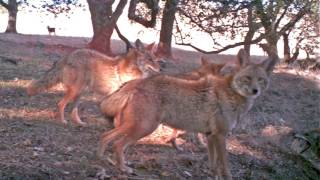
[156,0,179,58]
[244,6,257,55]
[87,0,112,54]
[87,0,127,55]
[283,32,290,63]
[1,0,18,33]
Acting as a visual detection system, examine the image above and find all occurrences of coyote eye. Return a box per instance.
[241,76,251,83]
[258,77,266,83]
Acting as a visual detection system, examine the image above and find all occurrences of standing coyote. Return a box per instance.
[47,26,56,35]
[27,40,161,125]
[97,49,278,179]
[100,57,225,120]
[100,57,225,149]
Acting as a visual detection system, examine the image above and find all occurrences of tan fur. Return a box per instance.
[97,49,278,179]
[100,57,225,149]
[27,40,160,125]
[100,57,223,117]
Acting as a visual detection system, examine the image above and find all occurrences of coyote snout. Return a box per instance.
[97,49,279,179]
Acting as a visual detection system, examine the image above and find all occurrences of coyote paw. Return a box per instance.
[71,112,87,126]
[60,119,68,125]
[74,120,87,127]
[106,156,116,166]
[119,165,133,174]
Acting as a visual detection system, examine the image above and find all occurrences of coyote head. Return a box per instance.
[196,57,225,76]
[125,39,162,77]
[231,49,278,98]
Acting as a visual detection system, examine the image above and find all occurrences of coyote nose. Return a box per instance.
[252,89,258,94]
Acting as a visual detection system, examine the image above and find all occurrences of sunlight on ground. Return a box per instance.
[276,66,320,82]
[227,138,266,160]
[260,125,293,145]
[0,107,55,121]
[0,79,30,88]
[139,125,176,145]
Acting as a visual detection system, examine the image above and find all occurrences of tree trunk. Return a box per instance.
[87,0,113,54]
[262,27,279,58]
[4,0,18,33]
[156,0,179,58]
[283,32,291,63]
[87,0,127,55]
[244,7,255,55]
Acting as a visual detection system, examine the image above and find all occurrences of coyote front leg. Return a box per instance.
[207,133,232,180]
[57,86,77,124]
[215,134,232,180]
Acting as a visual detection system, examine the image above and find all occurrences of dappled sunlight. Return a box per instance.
[227,137,266,160]
[0,79,30,88]
[275,66,320,82]
[0,107,55,122]
[139,125,177,145]
[0,79,65,95]
[261,125,293,138]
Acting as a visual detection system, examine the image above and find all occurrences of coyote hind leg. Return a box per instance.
[57,86,80,124]
[70,95,86,126]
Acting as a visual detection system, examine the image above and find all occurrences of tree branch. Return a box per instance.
[175,35,265,54]
[279,7,311,36]
[128,0,158,28]
[115,24,133,51]
[0,0,9,9]
[254,0,272,29]
[111,0,128,25]
[274,4,289,30]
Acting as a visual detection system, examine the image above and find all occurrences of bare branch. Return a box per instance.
[128,0,158,28]
[254,0,272,29]
[0,0,9,9]
[111,0,128,25]
[279,4,312,36]
[175,35,265,54]
[115,24,133,51]
[274,4,289,30]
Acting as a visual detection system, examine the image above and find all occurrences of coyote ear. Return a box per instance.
[145,42,156,52]
[260,55,279,75]
[237,48,250,67]
[220,63,238,76]
[135,39,145,51]
[213,64,225,72]
[201,57,209,65]
[126,48,138,60]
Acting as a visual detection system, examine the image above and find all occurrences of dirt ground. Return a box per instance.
[0,33,319,180]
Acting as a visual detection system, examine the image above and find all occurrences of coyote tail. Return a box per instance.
[27,59,65,96]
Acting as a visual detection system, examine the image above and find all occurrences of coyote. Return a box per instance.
[97,49,278,179]
[47,26,56,35]
[100,57,225,119]
[100,57,226,149]
[27,40,161,125]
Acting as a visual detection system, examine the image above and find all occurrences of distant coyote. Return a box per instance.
[97,49,278,179]
[27,40,161,125]
[47,26,56,35]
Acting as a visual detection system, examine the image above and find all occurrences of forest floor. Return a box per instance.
[0,33,319,180]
